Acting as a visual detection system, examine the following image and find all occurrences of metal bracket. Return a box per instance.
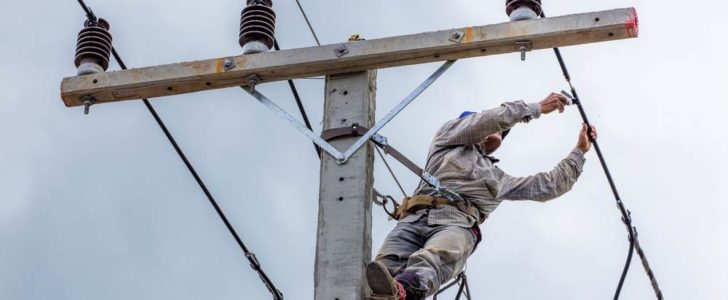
[243,60,456,164]
[449,30,465,43]
[515,41,532,61]
[223,57,237,71]
[334,44,349,57]
[371,134,388,148]
[422,172,464,202]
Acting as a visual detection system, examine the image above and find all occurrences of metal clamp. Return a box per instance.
[371,134,388,148]
[449,30,465,43]
[421,172,464,202]
[334,44,349,57]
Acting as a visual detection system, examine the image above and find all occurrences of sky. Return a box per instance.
[1,0,726,299]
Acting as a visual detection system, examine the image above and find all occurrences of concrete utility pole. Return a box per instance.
[315,71,376,300]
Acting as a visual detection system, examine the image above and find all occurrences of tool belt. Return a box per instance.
[395,195,482,223]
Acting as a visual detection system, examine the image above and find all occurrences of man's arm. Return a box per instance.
[498,148,586,202]
[433,93,569,146]
[497,124,597,202]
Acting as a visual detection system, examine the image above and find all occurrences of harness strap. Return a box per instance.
[321,125,424,176]
[396,195,480,221]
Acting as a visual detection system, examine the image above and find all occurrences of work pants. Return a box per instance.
[374,213,478,297]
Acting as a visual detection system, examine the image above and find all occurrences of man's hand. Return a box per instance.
[540,92,570,114]
[577,123,597,153]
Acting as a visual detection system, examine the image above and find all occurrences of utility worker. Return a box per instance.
[366,92,597,299]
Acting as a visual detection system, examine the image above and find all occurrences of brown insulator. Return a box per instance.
[505,0,543,20]
[239,1,276,53]
[74,18,112,73]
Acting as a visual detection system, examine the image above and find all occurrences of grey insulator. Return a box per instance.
[509,7,538,21]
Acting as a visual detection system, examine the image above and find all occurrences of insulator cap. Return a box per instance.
[239,2,276,51]
[505,0,543,18]
[74,18,113,71]
[247,0,272,7]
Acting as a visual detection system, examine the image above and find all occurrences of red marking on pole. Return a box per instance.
[625,8,639,38]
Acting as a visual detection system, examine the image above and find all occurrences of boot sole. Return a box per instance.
[366,261,397,296]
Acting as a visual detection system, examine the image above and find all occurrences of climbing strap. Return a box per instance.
[321,124,464,203]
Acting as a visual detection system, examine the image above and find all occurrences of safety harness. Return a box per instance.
[321,124,482,223]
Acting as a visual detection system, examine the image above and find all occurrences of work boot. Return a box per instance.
[366,261,406,300]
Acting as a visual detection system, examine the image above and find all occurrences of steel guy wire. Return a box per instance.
[541,9,662,300]
[74,1,283,299]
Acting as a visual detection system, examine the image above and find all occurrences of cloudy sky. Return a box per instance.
[1,0,726,299]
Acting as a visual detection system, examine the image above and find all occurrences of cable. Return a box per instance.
[294,0,321,46]
[540,10,662,300]
[75,1,283,299]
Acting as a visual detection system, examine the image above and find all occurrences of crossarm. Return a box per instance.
[60,8,638,107]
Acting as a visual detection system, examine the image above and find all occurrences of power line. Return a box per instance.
[541,9,663,300]
[273,40,321,158]
[74,1,283,299]
[294,0,320,46]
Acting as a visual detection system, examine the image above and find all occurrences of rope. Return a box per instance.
[75,1,283,299]
[294,0,321,46]
[540,9,663,300]
[375,146,408,198]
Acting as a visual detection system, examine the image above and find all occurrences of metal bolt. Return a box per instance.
[81,96,95,115]
[452,32,461,39]
[519,45,527,61]
[223,57,236,71]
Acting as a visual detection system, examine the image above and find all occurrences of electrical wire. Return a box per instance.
[294,0,321,46]
[288,0,412,205]
[540,10,663,300]
[74,1,283,299]
[273,40,321,158]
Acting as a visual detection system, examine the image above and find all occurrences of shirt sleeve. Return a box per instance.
[497,148,586,202]
[433,101,541,146]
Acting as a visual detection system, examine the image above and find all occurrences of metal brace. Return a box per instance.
[515,41,532,61]
[243,60,456,164]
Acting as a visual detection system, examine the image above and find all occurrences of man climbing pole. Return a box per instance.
[366,92,598,300]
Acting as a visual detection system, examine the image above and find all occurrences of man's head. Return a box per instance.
[459,111,510,155]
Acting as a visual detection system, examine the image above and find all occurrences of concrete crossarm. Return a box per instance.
[60,7,638,107]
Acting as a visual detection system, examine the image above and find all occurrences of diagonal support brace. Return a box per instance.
[243,60,456,164]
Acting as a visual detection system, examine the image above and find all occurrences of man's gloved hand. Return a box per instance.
[539,92,570,114]
[577,123,598,153]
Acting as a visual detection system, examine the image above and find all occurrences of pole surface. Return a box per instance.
[315,71,377,300]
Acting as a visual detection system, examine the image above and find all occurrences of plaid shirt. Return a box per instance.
[405,101,586,227]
